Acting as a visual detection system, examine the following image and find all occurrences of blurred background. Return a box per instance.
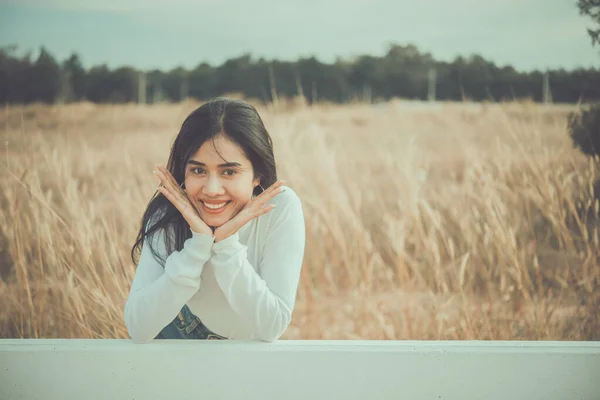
[0,0,599,105]
[0,1,599,341]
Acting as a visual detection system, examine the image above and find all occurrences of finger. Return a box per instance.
[157,185,184,209]
[157,165,184,192]
[254,181,285,206]
[155,168,184,198]
[154,169,174,195]
[248,202,277,220]
[157,186,178,208]
[158,186,195,218]
[266,179,285,192]
[155,171,188,210]
[255,180,285,200]
[260,204,276,214]
[215,199,277,241]
[162,168,182,193]
[228,203,276,234]
[249,204,276,221]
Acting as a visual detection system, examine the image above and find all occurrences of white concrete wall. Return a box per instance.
[1,339,599,400]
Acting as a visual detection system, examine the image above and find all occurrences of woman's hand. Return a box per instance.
[213,180,285,243]
[153,165,213,237]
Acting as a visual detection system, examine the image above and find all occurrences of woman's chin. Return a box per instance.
[203,214,229,228]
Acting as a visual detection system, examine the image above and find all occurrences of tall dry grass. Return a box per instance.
[1,99,598,340]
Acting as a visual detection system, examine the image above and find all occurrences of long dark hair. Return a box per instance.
[130,97,278,267]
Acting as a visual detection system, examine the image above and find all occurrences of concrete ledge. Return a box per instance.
[1,339,599,400]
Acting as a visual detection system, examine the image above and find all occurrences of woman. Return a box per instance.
[124,97,306,343]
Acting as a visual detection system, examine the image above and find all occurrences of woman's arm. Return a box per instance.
[123,226,215,343]
[209,189,306,342]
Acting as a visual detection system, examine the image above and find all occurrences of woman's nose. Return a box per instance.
[202,174,225,195]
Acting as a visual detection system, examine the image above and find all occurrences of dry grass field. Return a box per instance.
[1,98,598,340]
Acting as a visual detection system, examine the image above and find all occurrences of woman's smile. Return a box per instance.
[200,200,231,214]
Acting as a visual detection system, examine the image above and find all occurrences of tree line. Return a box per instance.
[0,43,598,105]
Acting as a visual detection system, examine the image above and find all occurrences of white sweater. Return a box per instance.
[123,186,306,343]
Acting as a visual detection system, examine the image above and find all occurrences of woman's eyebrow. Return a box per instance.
[187,160,242,168]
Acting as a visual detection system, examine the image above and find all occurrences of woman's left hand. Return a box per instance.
[213,180,286,243]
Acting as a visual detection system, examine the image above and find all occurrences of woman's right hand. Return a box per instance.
[153,165,214,237]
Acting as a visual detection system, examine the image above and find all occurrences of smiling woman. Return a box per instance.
[124,97,306,343]
[182,135,266,231]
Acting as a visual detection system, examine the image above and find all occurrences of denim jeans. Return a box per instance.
[154,304,227,340]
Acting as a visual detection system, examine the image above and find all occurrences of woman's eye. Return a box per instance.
[191,168,235,176]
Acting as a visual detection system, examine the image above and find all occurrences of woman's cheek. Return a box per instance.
[230,201,248,218]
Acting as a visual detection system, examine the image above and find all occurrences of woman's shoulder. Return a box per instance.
[257,185,304,231]
[267,185,302,210]
[252,184,305,244]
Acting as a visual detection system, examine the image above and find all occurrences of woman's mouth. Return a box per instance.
[200,200,232,214]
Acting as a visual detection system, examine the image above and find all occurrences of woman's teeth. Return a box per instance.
[203,201,227,209]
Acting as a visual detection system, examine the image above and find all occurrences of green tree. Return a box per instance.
[578,0,600,46]
[86,65,137,103]
[29,47,61,103]
[62,54,87,102]
[188,62,217,101]
[0,45,33,104]
[568,0,600,159]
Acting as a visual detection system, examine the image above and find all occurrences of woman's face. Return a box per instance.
[184,134,259,228]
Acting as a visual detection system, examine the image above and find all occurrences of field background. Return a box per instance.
[1,99,598,340]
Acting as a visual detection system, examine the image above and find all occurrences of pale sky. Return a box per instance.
[0,0,598,72]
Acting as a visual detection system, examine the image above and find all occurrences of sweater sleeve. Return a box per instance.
[209,190,306,342]
[123,224,215,344]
